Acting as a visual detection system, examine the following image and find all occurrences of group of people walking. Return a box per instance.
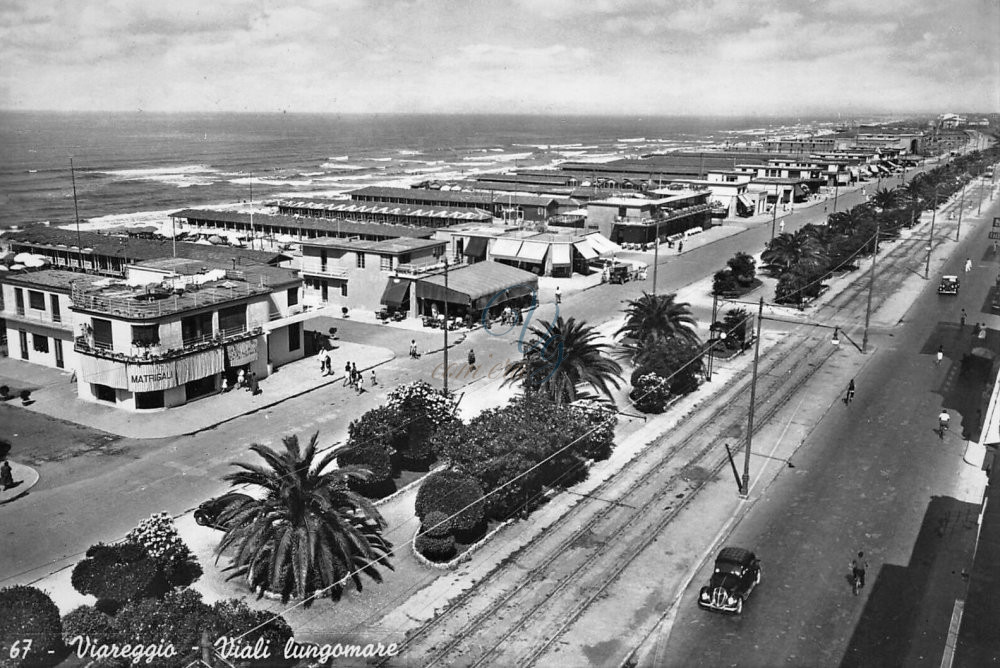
[342,361,374,395]
[228,368,260,395]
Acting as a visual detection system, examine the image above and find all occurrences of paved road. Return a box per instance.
[0,168,917,587]
[652,179,999,667]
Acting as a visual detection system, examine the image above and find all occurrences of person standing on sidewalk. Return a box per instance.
[555,285,561,304]
[845,379,855,405]
[677,240,684,254]
[960,309,967,328]
[468,348,477,373]
[779,219,785,234]
[344,361,352,387]
[371,370,377,387]
[936,345,944,365]
[965,257,972,272]
[355,371,365,395]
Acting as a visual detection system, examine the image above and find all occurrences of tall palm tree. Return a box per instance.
[870,187,903,211]
[761,229,827,274]
[216,432,392,602]
[616,292,700,347]
[503,316,623,405]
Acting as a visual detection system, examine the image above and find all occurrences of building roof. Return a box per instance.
[272,199,494,222]
[418,260,538,304]
[5,226,286,266]
[171,208,436,240]
[348,186,563,208]
[131,257,300,288]
[301,236,446,255]
[0,268,102,293]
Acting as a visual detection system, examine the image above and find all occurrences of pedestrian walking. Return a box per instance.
[960,309,967,328]
[965,257,972,272]
[979,324,988,340]
[344,361,352,387]
[249,372,260,396]
[824,204,828,213]
[677,240,684,254]
[324,355,332,375]
[355,372,365,395]
[779,219,785,234]
[936,345,944,365]
[410,339,418,359]
[994,241,998,255]
[845,379,855,405]
[318,350,328,375]
[221,376,229,393]
[237,368,246,389]
[555,285,561,304]
[468,348,477,373]
[352,362,358,381]
[371,370,377,387]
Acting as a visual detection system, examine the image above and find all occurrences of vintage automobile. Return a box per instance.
[938,275,960,295]
[194,492,253,530]
[698,546,762,614]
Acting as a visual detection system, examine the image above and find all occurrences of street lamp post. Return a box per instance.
[978,170,985,216]
[770,187,780,240]
[741,297,765,498]
[833,180,840,213]
[442,257,450,395]
[925,186,937,280]
[862,218,879,353]
[956,182,966,242]
[652,232,659,296]
[706,292,719,382]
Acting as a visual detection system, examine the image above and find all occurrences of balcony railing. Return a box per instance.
[70,278,266,320]
[4,307,70,328]
[614,203,712,226]
[298,261,348,278]
[75,323,262,362]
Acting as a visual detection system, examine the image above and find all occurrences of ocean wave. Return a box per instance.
[397,150,421,156]
[460,152,533,163]
[370,157,393,162]
[229,176,316,187]
[320,162,366,170]
[328,155,350,161]
[97,164,220,188]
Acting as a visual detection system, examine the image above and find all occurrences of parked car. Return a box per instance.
[938,275,960,295]
[194,492,253,530]
[698,546,761,614]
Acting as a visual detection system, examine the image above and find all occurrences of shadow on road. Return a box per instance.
[840,495,980,668]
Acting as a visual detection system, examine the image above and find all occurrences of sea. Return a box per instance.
[0,111,843,231]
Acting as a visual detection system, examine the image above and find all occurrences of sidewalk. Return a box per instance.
[0,340,395,439]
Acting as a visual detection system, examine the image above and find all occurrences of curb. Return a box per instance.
[0,461,40,504]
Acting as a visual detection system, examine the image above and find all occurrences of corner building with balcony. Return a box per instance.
[70,258,305,410]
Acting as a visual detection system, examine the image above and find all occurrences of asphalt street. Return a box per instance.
[656,178,999,667]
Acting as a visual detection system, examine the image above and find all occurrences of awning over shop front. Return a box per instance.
[573,240,599,260]
[78,354,128,389]
[380,279,411,308]
[174,348,224,385]
[585,234,620,255]
[416,261,538,310]
[225,338,258,367]
[463,236,488,259]
[551,244,572,266]
[796,183,810,195]
[126,360,176,392]
[737,194,754,209]
[517,242,548,263]
[490,238,523,262]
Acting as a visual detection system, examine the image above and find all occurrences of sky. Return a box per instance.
[0,0,998,116]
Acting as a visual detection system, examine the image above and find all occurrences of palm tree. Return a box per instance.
[504,316,623,405]
[870,187,903,211]
[760,229,827,274]
[616,292,700,347]
[216,432,392,602]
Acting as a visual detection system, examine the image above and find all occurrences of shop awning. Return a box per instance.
[737,194,754,209]
[796,184,810,195]
[225,338,258,367]
[174,348,224,385]
[551,244,572,266]
[78,355,128,389]
[417,261,538,310]
[573,240,599,260]
[585,234,621,256]
[380,280,411,308]
[463,236,488,259]
[490,238,523,262]
[126,360,177,392]
[517,242,548,263]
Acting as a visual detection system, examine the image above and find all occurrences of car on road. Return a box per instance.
[698,546,761,614]
[194,492,253,530]
[938,275,960,295]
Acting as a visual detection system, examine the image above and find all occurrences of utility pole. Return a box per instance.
[956,182,966,242]
[706,291,719,381]
[833,180,840,213]
[862,218,879,353]
[978,169,985,216]
[442,257,449,395]
[925,186,937,280]
[741,297,764,498]
[652,232,659,296]
[249,172,256,251]
[70,157,83,270]
[770,186,779,240]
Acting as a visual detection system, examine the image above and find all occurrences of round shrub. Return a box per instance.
[630,373,671,414]
[71,543,165,613]
[0,586,64,668]
[415,470,484,533]
[212,599,294,668]
[415,534,456,562]
[421,511,453,537]
[569,401,618,461]
[347,406,403,455]
[386,381,458,428]
[61,606,115,647]
[336,440,393,485]
[113,590,217,668]
[126,513,201,588]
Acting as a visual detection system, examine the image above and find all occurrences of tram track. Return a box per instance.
[380,205,965,667]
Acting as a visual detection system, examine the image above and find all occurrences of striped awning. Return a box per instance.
[551,244,572,266]
[573,240,598,260]
[586,234,620,255]
[737,194,754,209]
[491,238,523,261]
[79,355,128,389]
[517,242,548,263]
[174,348,225,385]
[463,236,488,259]
[226,338,258,367]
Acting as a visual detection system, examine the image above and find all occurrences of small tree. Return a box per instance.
[712,269,738,296]
[722,308,750,350]
[18,390,30,405]
[70,543,166,614]
[727,252,756,287]
[336,440,394,489]
[569,400,618,461]
[415,470,485,533]
[0,586,64,668]
[126,513,201,588]
[61,606,116,648]
[347,406,403,456]
[415,533,456,561]
[212,599,294,668]
[630,372,671,414]
[113,589,218,668]
[632,338,704,397]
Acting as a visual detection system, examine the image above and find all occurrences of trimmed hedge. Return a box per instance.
[336,440,394,485]
[126,513,201,588]
[415,470,485,533]
[630,373,671,414]
[60,606,115,647]
[415,534,456,562]
[70,543,165,614]
[421,511,452,537]
[0,586,64,668]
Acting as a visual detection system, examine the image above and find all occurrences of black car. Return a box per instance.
[194,492,252,530]
[698,547,761,614]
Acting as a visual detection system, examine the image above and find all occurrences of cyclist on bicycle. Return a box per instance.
[851,551,868,589]
[939,410,950,434]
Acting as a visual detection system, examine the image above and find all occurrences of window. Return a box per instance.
[340,282,348,297]
[380,255,392,271]
[131,324,160,346]
[287,286,299,307]
[181,312,213,345]
[50,294,61,322]
[356,252,366,269]
[26,290,46,311]
[92,318,113,349]
[33,333,49,353]
[289,322,301,352]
